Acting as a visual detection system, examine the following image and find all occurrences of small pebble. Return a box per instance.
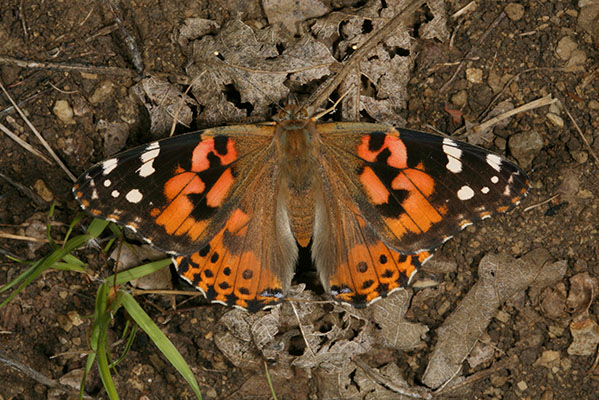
[546,112,564,128]
[508,130,544,169]
[451,90,468,107]
[52,100,74,124]
[33,179,54,202]
[90,80,115,104]
[534,350,560,368]
[505,3,525,21]
[570,150,588,164]
[466,67,483,84]
[555,36,578,60]
[568,316,599,356]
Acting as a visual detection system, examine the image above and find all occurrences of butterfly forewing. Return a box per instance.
[316,123,530,255]
[73,125,274,254]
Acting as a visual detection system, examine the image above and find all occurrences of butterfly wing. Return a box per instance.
[312,177,431,305]
[313,122,529,305]
[73,124,275,255]
[174,153,298,311]
[317,122,530,254]
[74,124,298,311]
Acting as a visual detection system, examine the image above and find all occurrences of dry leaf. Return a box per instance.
[422,252,544,389]
[262,0,329,35]
[372,289,429,350]
[131,77,196,138]
[185,19,336,123]
[566,272,599,314]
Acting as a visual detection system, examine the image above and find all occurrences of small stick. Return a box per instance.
[0,231,63,244]
[471,94,556,134]
[0,55,137,78]
[0,172,47,207]
[18,0,29,44]
[0,80,77,182]
[104,0,144,73]
[523,194,559,212]
[563,103,599,166]
[435,354,518,395]
[0,122,53,165]
[304,0,426,114]
[353,358,432,399]
[476,67,561,122]
[290,301,316,357]
[0,349,92,398]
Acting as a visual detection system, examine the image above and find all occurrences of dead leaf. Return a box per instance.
[263,0,329,35]
[422,252,544,389]
[185,19,336,123]
[566,272,599,315]
[131,77,196,138]
[110,244,171,290]
[372,289,429,350]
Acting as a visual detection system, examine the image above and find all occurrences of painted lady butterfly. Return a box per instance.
[73,105,529,311]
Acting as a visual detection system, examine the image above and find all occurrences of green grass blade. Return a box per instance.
[104,258,171,286]
[92,283,120,399]
[80,350,96,399]
[110,323,137,368]
[119,291,202,399]
[87,218,110,238]
[264,361,278,400]
[50,262,87,273]
[0,232,94,307]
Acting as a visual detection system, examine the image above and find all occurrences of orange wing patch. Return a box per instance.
[357,133,447,240]
[174,208,284,311]
[329,238,429,306]
[152,137,237,241]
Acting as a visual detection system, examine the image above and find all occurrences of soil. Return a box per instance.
[1,0,598,399]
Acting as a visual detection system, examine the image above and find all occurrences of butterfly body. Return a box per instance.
[74,106,529,311]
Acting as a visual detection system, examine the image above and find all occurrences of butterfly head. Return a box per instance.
[273,104,310,122]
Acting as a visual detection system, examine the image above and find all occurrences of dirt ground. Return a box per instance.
[1,0,599,399]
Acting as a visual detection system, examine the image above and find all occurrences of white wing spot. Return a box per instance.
[102,159,118,175]
[126,189,143,203]
[111,190,120,198]
[486,154,502,172]
[503,185,512,196]
[457,185,475,200]
[481,186,490,194]
[491,176,499,184]
[460,220,473,229]
[103,179,112,187]
[138,143,160,178]
[91,189,99,199]
[442,138,463,173]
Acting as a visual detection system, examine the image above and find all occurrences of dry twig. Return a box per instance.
[0,81,77,182]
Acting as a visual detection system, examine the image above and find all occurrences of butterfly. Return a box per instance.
[73,104,530,311]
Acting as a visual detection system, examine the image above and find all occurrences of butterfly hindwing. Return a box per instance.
[312,179,431,305]
[174,151,298,311]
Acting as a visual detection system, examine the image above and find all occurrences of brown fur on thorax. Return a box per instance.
[275,115,321,247]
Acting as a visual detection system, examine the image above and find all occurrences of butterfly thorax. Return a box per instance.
[274,112,320,247]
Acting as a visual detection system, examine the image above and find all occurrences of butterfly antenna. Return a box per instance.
[312,85,354,121]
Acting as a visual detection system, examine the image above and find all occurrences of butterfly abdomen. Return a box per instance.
[276,120,320,248]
